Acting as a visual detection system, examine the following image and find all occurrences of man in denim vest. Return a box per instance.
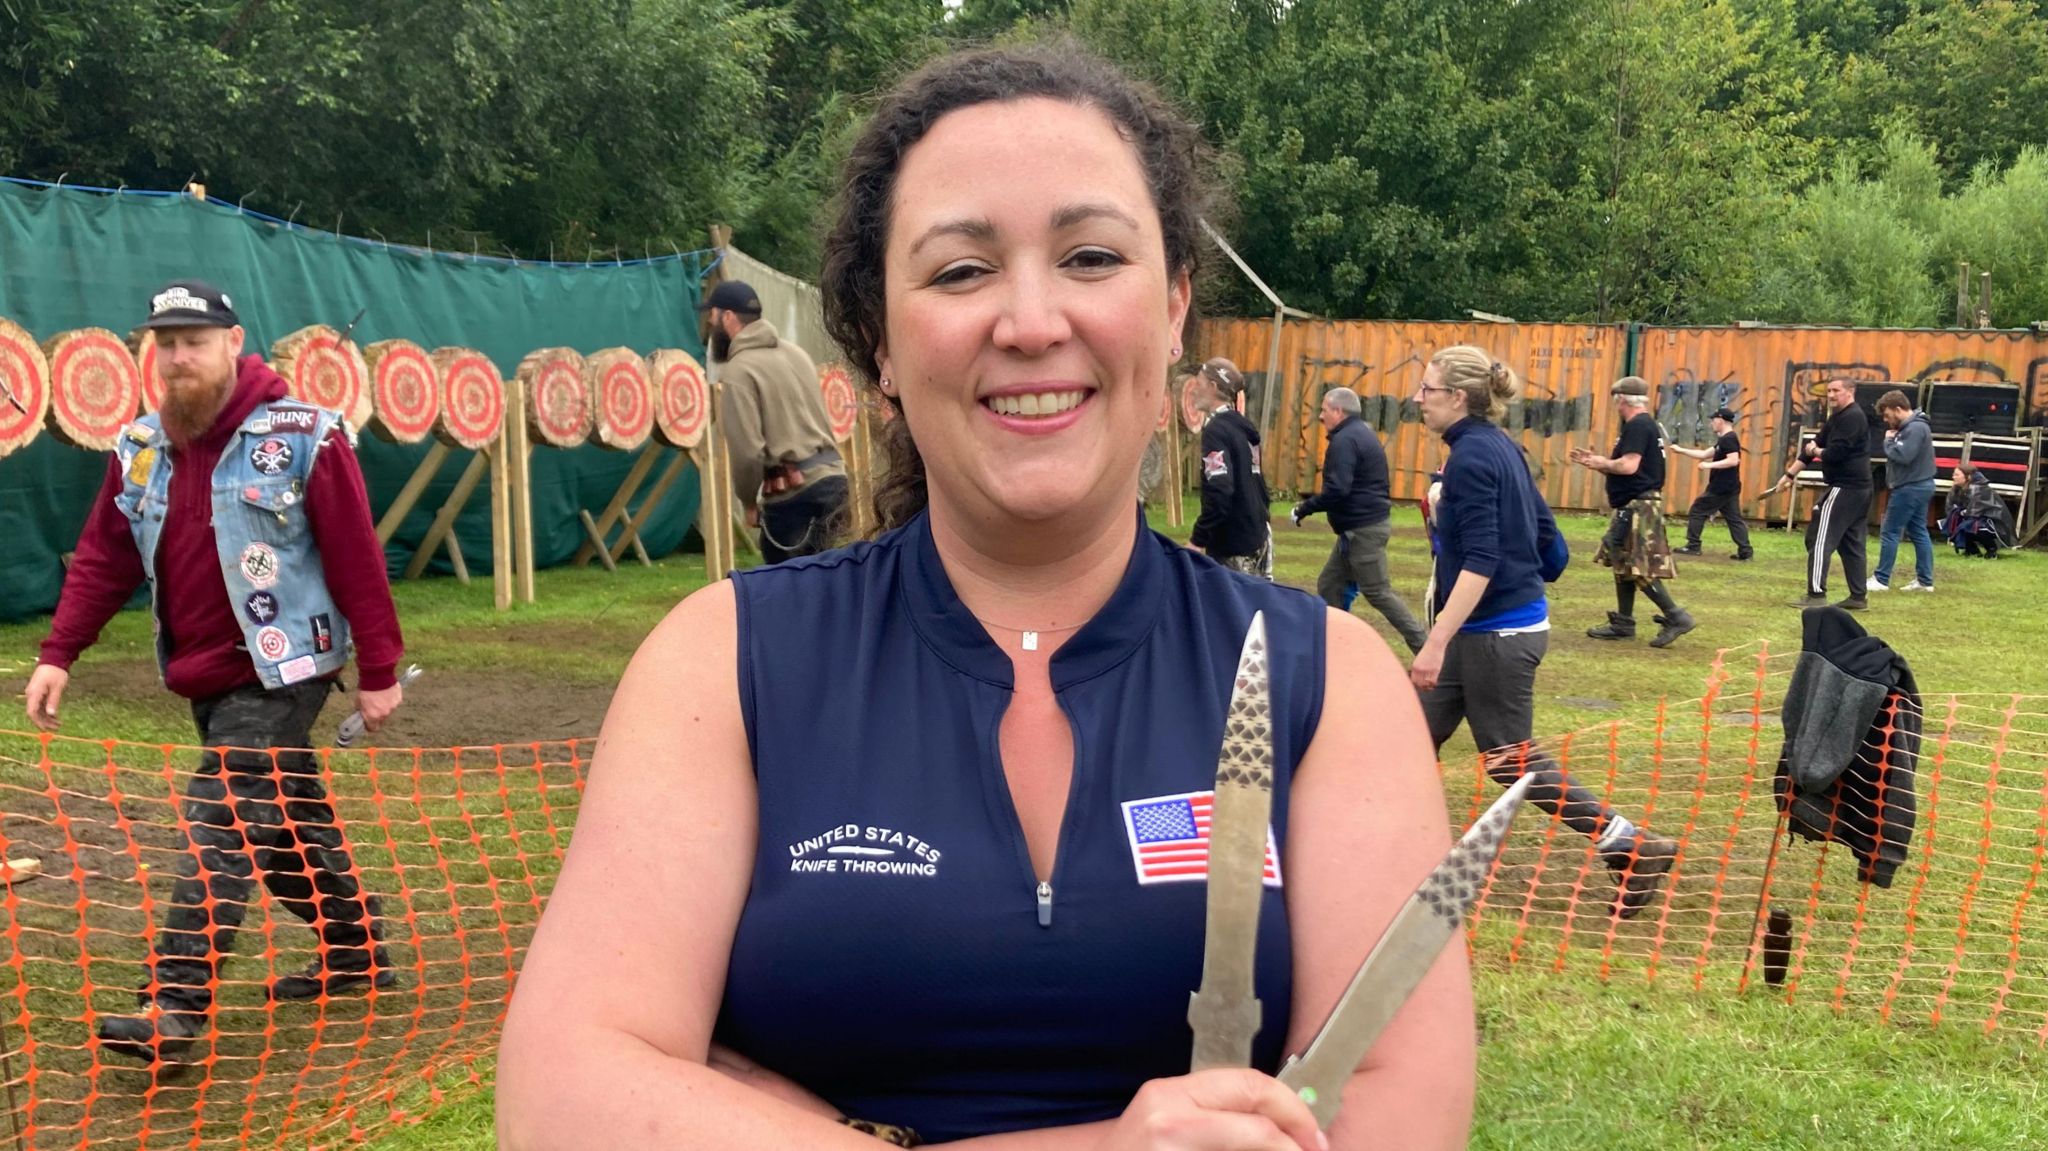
[24,279,408,1063]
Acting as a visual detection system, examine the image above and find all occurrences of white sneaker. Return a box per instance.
[1866,581,1889,593]
[1901,581,1934,592]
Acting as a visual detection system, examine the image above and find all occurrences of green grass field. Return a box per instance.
[4,503,2045,1149]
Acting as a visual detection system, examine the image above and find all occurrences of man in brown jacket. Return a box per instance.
[702,280,849,562]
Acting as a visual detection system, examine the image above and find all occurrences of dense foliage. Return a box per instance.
[4,0,2044,323]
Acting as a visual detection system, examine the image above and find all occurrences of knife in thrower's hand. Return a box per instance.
[1187,611,1277,1072]
[1275,772,1533,1129]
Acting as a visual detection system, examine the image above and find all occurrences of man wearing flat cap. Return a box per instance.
[1571,376,1695,648]
[1669,405,1754,561]
[25,279,405,1062]
[701,279,847,563]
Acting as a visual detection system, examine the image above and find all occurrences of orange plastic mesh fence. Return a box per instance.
[2,641,2046,1147]
[0,735,586,1150]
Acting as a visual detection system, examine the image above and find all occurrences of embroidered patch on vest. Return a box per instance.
[265,407,320,434]
[277,655,317,684]
[127,447,155,487]
[239,543,279,589]
[1120,790,1281,887]
[251,437,293,476]
[255,626,292,661]
[310,614,333,654]
[244,591,278,625]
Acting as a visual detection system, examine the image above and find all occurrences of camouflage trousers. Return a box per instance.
[1595,498,1679,586]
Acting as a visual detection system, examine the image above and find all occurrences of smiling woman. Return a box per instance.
[496,39,1473,1151]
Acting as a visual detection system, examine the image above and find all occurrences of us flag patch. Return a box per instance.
[1121,790,1281,887]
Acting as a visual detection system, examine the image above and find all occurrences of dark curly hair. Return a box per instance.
[820,37,1220,533]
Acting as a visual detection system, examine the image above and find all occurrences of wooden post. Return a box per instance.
[490,440,512,610]
[578,509,620,573]
[572,445,662,566]
[692,446,724,577]
[508,376,537,603]
[405,449,491,581]
[374,441,452,544]
[1163,427,1185,528]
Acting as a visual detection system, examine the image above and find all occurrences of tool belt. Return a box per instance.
[761,447,842,498]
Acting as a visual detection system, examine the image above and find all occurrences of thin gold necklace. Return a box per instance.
[973,617,1086,652]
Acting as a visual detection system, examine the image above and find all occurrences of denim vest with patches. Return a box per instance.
[111,402,353,690]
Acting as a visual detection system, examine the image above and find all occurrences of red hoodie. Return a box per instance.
[40,355,404,698]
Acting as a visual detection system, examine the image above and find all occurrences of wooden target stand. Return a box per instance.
[366,346,519,610]
[568,348,667,573]
[581,348,736,579]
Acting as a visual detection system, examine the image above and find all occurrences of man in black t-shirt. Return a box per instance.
[1772,377,1872,608]
[1570,376,1695,648]
[1187,358,1273,578]
[1670,406,1753,560]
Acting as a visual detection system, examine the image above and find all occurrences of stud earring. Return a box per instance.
[1171,345,1182,359]
[879,376,896,395]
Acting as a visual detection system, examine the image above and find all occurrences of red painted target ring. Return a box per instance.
[819,363,858,443]
[364,339,439,443]
[134,330,168,413]
[650,348,708,449]
[518,348,591,448]
[0,317,51,458]
[432,348,505,450]
[588,348,653,451]
[272,325,371,428]
[45,328,141,450]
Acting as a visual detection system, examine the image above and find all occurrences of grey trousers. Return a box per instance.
[1316,519,1427,652]
[1419,628,1624,843]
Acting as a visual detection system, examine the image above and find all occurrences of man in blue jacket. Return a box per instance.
[1871,390,1935,593]
[1293,387,1428,652]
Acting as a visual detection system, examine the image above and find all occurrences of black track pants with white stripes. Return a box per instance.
[1804,484,1871,598]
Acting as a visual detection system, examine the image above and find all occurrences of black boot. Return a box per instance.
[97,1005,206,1063]
[1673,544,1703,556]
[1585,611,1636,641]
[1604,833,1679,920]
[1649,609,1696,649]
[1732,549,1753,561]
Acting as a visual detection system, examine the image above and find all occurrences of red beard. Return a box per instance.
[159,371,232,445]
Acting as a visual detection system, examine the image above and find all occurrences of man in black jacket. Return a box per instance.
[1187,359,1272,577]
[1293,387,1427,651]
[1571,376,1695,648]
[1776,377,1872,609]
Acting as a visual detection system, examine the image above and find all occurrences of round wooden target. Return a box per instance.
[432,348,506,450]
[1179,374,1208,434]
[0,317,51,458]
[649,348,708,449]
[272,325,371,428]
[517,347,591,448]
[364,339,439,443]
[819,363,858,443]
[587,348,654,451]
[133,330,168,413]
[44,328,141,450]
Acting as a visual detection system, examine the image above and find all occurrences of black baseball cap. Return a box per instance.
[140,279,240,330]
[697,280,762,314]
[1712,406,1738,422]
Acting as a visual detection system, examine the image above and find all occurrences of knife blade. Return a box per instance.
[1187,611,1277,1072]
[1275,772,1533,1128]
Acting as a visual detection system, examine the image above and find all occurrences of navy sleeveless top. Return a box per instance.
[715,508,1327,1141]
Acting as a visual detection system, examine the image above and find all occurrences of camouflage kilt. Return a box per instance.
[1595,497,1678,584]
[1216,525,1275,581]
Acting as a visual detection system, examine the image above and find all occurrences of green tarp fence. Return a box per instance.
[0,179,712,622]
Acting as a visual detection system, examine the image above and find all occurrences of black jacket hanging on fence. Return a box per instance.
[1774,606,1920,887]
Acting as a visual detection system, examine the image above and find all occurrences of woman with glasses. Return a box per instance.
[1409,346,1677,922]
